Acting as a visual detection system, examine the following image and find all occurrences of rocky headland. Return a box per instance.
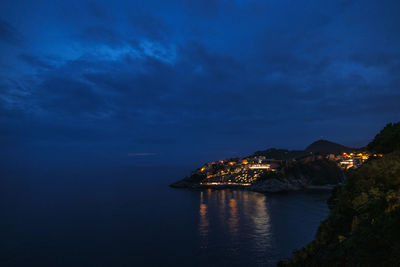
[170,140,368,193]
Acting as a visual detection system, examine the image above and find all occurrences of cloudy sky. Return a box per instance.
[1,0,399,166]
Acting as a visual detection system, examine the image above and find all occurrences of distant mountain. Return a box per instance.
[305,139,355,154]
[253,140,356,160]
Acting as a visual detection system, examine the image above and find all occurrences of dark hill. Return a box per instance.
[253,140,356,160]
[306,139,354,154]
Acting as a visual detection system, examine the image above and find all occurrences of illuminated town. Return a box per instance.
[195,152,382,186]
[198,157,280,186]
[336,152,381,169]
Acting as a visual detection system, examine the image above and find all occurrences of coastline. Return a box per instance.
[169,181,338,193]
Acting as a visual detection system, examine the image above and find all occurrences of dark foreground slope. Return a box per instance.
[283,122,400,266]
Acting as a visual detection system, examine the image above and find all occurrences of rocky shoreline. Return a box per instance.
[248,179,339,193]
[170,176,341,193]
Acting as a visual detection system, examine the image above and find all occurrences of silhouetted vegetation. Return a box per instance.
[256,158,343,186]
[285,122,400,266]
[185,173,206,183]
[258,170,284,181]
[367,122,400,154]
[285,159,344,185]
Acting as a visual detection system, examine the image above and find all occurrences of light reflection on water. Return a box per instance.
[198,189,274,266]
[1,165,331,267]
[199,192,209,249]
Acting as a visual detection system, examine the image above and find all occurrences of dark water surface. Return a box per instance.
[1,164,330,266]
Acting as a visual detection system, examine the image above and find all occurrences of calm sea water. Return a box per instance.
[0,164,330,266]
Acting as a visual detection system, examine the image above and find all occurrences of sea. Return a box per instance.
[1,163,331,266]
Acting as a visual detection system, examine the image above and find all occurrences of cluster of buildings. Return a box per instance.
[328,152,381,170]
[197,156,282,186]
[196,151,383,186]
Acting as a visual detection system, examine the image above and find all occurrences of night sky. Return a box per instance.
[1,0,400,167]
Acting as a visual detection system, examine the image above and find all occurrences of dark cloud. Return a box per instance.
[0,18,24,46]
[130,12,170,41]
[1,0,400,164]
[350,52,400,71]
[19,54,53,69]
[360,94,400,114]
[183,0,221,18]
[86,1,112,21]
[35,75,109,117]
[78,26,124,47]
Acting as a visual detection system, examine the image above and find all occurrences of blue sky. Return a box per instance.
[1,0,400,166]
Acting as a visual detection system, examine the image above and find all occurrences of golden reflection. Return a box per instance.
[200,204,207,218]
[199,199,209,248]
[251,194,271,250]
[219,190,226,219]
[229,197,239,235]
[198,189,272,251]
